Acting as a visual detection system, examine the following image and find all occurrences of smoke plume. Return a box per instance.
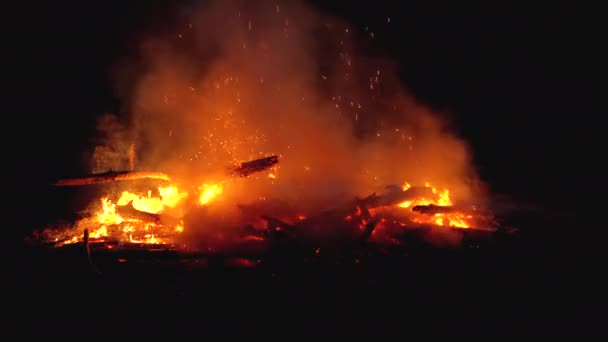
[97,0,485,215]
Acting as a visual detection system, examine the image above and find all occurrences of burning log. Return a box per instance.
[355,186,435,209]
[260,215,298,242]
[51,156,277,187]
[412,204,456,215]
[116,201,161,223]
[360,218,379,243]
[51,170,171,186]
[115,201,182,226]
[230,155,279,177]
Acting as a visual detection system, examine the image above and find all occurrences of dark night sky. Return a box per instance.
[7,1,598,224]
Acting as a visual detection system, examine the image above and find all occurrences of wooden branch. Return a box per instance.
[51,170,171,186]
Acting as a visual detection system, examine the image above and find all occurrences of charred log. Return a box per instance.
[51,170,171,186]
[412,204,456,215]
[360,218,380,243]
[260,215,295,240]
[230,155,279,177]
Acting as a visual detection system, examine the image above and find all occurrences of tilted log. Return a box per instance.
[230,155,279,177]
[51,170,171,186]
[52,155,277,187]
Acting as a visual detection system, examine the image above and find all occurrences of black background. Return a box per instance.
[8,0,600,336]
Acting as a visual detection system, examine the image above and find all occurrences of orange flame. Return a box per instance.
[396,182,470,228]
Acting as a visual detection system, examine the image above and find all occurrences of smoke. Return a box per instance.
[99,0,484,213]
[90,113,134,173]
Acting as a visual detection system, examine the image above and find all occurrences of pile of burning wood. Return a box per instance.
[31,155,497,257]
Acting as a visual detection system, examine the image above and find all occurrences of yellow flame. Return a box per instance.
[432,213,470,228]
[199,183,223,205]
[97,198,123,225]
[397,182,452,208]
[89,226,108,239]
[268,173,276,179]
[50,185,189,246]
[398,201,412,208]
[116,185,188,213]
[396,182,470,228]
[158,185,189,208]
[437,189,452,206]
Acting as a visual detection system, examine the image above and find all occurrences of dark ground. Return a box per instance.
[7,0,600,337]
[16,210,599,337]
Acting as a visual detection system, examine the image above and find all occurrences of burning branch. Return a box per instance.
[50,156,277,187]
[51,170,171,186]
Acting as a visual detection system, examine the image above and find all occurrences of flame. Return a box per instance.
[116,185,188,213]
[46,185,188,246]
[397,182,453,209]
[158,186,189,208]
[40,177,488,250]
[398,201,412,208]
[97,198,123,225]
[175,221,184,233]
[396,182,470,228]
[437,189,452,206]
[432,213,471,228]
[199,183,223,205]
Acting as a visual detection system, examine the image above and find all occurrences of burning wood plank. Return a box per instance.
[230,155,279,177]
[51,170,171,186]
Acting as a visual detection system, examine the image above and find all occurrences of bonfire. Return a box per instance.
[28,0,499,260]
